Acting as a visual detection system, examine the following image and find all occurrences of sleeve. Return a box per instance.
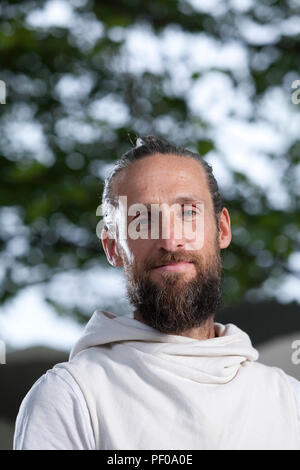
[13,367,95,450]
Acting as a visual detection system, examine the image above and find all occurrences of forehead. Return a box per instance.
[114,153,212,205]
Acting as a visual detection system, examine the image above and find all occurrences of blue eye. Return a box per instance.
[183,210,196,217]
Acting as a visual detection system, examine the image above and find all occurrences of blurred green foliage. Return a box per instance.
[0,0,299,321]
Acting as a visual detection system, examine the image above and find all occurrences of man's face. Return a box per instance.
[104,153,230,334]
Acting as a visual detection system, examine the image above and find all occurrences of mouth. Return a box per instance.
[152,261,194,272]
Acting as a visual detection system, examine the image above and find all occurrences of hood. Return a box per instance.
[69,310,259,384]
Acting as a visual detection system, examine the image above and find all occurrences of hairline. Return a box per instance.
[103,151,222,234]
[111,152,212,204]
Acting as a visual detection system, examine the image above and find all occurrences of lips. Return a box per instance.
[153,261,193,271]
[154,261,192,268]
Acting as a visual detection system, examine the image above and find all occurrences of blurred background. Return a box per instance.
[0,0,300,450]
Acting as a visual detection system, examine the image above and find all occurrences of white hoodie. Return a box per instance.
[14,310,300,450]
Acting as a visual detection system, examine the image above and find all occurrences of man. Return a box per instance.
[14,136,300,450]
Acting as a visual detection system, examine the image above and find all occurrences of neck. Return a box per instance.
[175,319,216,340]
[133,311,216,340]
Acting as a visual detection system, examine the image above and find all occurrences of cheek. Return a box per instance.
[183,215,208,252]
[123,238,153,265]
[190,215,217,252]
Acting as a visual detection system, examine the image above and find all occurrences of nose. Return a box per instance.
[155,211,185,252]
[157,237,184,252]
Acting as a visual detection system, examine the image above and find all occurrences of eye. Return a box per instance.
[183,209,197,218]
[131,211,150,223]
[138,212,151,227]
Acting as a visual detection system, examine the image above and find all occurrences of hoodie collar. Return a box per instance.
[69,310,259,384]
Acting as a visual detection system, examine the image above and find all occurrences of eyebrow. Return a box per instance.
[129,196,205,215]
[172,195,205,205]
[140,196,205,208]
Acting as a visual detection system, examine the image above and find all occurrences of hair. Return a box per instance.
[102,135,223,232]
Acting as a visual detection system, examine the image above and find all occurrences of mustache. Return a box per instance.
[144,251,201,270]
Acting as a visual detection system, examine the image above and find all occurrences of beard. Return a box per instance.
[121,241,223,335]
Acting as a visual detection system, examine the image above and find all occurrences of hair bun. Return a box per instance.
[135,137,144,148]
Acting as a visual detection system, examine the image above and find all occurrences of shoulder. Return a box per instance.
[286,374,300,423]
[252,362,300,425]
[14,363,95,450]
[17,363,85,411]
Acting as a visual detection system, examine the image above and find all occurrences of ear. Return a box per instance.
[218,208,231,249]
[101,228,124,267]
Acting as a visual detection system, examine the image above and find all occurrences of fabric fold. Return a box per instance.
[70,310,259,385]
